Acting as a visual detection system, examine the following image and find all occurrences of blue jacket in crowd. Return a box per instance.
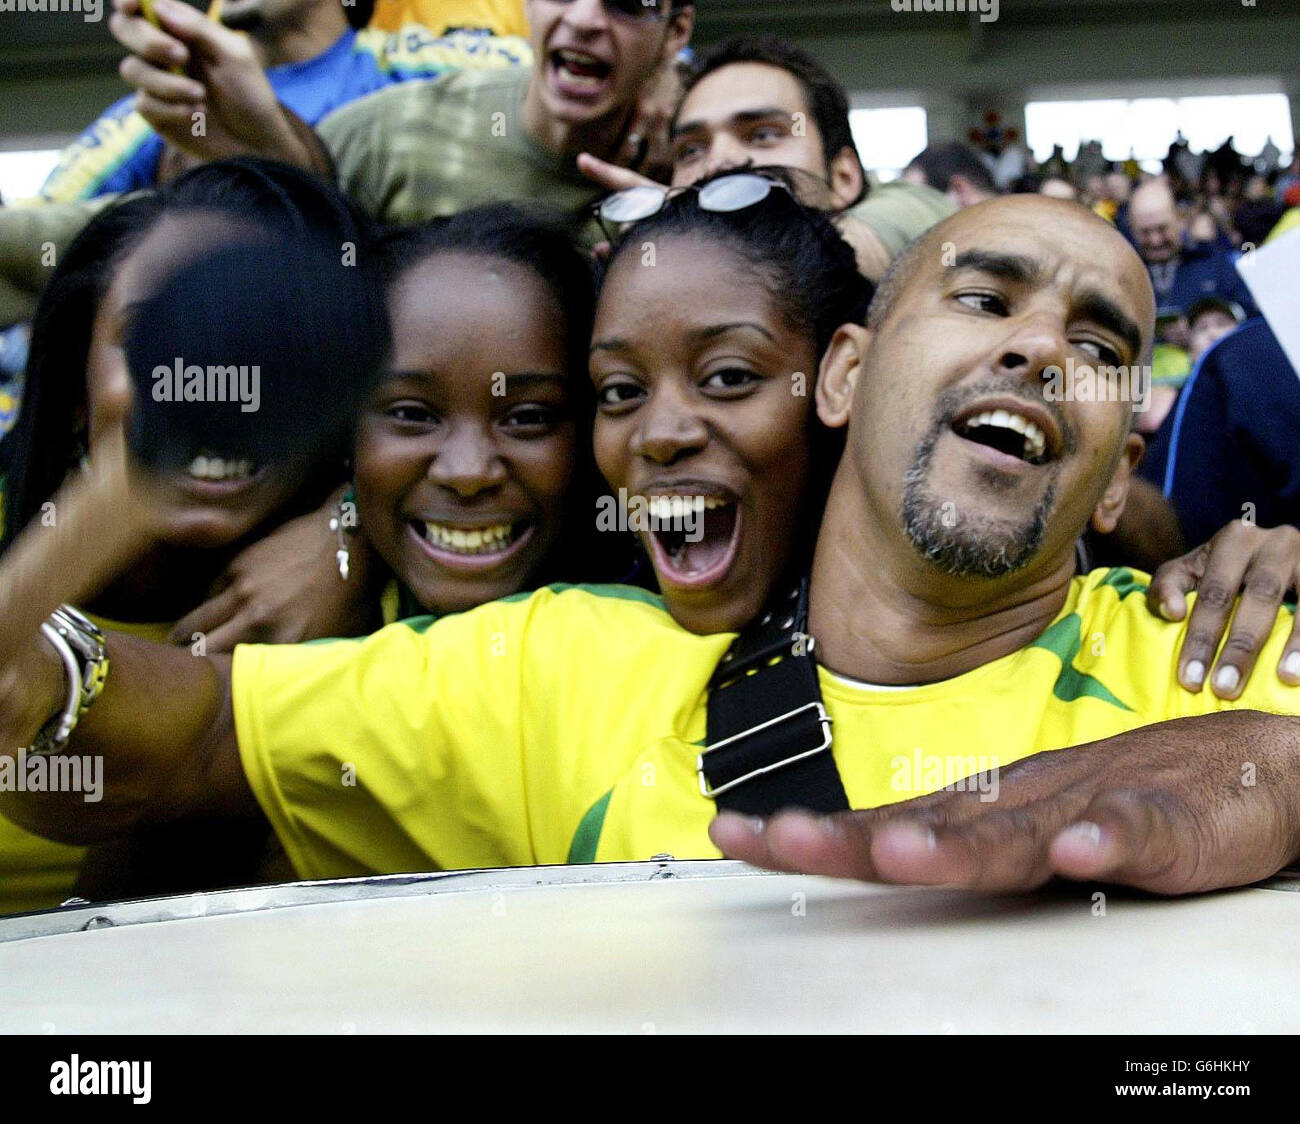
[1143,319,1300,547]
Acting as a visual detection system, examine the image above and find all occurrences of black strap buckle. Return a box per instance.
[702,577,849,815]
[698,701,833,797]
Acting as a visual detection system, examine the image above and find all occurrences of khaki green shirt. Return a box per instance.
[846,179,956,260]
[318,66,604,245]
[0,197,118,328]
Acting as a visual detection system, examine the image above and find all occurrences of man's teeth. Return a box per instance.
[187,455,254,481]
[963,409,1047,461]
[647,495,727,524]
[421,521,515,555]
[555,48,609,84]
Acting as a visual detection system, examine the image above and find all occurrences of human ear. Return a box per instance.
[828,147,866,210]
[663,4,695,60]
[1089,432,1145,535]
[815,324,870,429]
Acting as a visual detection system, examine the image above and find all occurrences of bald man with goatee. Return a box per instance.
[3,197,1300,901]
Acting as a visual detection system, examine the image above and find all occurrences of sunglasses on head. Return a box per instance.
[593,168,835,243]
[551,0,669,21]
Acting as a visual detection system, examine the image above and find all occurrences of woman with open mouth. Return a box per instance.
[349,204,630,623]
[589,170,873,635]
[589,166,1300,714]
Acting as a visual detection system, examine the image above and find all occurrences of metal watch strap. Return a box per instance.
[29,606,108,756]
[700,578,849,817]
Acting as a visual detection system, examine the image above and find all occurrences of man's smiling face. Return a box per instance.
[840,196,1154,585]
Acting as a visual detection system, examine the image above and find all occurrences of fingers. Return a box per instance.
[1148,542,1206,623]
[134,91,203,132]
[168,584,243,646]
[710,809,882,880]
[201,613,271,653]
[109,7,188,69]
[120,55,205,105]
[1174,527,1254,692]
[576,152,659,194]
[1048,789,1194,894]
[1201,526,1300,699]
[867,804,1074,891]
[1280,613,1300,687]
[715,800,1075,892]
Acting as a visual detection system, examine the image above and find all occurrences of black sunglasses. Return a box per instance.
[551,0,669,21]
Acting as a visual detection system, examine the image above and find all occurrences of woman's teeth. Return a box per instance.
[187,455,254,481]
[647,495,728,524]
[420,521,516,556]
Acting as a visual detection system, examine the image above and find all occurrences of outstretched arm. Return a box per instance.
[712,710,1300,895]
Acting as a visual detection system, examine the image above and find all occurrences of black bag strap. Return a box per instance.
[700,578,849,817]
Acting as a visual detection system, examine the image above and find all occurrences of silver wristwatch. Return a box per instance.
[29,605,109,757]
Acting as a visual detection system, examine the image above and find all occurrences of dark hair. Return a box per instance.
[370,205,631,589]
[1008,173,1045,195]
[1,197,162,552]
[0,158,377,552]
[905,141,997,197]
[601,173,875,582]
[683,36,864,198]
[374,204,596,384]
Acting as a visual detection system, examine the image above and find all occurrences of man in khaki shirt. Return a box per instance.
[109,0,693,232]
[579,35,956,280]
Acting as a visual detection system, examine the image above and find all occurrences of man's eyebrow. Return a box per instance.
[671,107,792,141]
[945,252,1144,357]
[946,250,1043,285]
[1075,293,1144,360]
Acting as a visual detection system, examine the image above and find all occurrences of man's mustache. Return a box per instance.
[931,380,1078,459]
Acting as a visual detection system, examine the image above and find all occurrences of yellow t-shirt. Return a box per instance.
[233,568,1300,880]
[0,614,173,916]
[370,0,527,36]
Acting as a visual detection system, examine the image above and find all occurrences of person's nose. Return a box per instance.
[630,385,710,465]
[428,422,508,497]
[561,0,611,34]
[990,311,1070,385]
[697,138,752,181]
